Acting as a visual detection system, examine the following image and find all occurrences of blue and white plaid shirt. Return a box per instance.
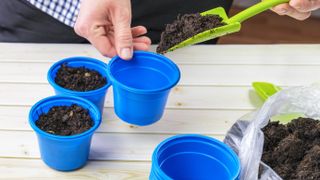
[26,0,81,27]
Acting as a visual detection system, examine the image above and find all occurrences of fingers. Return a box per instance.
[89,36,117,57]
[131,26,147,37]
[133,42,150,51]
[133,36,152,45]
[133,36,152,51]
[271,0,320,20]
[272,3,311,20]
[132,27,152,50]
[85,26,117,57]
[290,0,320,12]
[110,7,133,60]
[74,0,150,59]
[75,21,117,57]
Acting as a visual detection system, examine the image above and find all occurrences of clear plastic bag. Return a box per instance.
[224,84,320,180]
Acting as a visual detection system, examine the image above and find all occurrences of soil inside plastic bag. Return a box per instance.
[261,117,320,180]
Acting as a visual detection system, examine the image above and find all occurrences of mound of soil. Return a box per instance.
[55,63,107,92]
[262,117,320,179]
[35,104,94,136]
[156,13,225,54]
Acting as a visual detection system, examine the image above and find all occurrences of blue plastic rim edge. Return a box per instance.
[151,134,241,180]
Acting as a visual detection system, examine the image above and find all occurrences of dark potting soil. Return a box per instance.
[261,117,320,180]
[35,104,94,136]
[156,13,226,54]
[55,63,107,91]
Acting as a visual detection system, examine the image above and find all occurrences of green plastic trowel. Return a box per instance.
[252,82,304,124]
[166,0,289,52]
[252,82,282,101]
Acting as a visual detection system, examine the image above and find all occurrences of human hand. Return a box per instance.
[74,0,151,60]
[271,0,320,20]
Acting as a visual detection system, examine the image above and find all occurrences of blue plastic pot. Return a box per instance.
[47,57,111,113]
[107,51,180,126]
[150,134,240,180]
[29,96,101,171]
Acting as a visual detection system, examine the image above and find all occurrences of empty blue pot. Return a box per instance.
[150,134,240,180]
[47,57,111,114]
[29,96,101,171]
[107,51,180,126]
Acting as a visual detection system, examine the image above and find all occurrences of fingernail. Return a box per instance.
[120,48,132,60]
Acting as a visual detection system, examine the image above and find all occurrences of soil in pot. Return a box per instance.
[55,63,107,91]
[156,13,225,54]
[261,117,320,180]
[35,104,94,136]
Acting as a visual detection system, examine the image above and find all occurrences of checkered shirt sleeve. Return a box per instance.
[26,0,81,27]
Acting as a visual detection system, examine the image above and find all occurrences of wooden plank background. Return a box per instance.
[0,43,320,179]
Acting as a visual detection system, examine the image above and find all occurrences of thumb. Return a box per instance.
[111,8,133,60]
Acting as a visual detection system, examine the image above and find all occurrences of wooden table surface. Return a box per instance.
[0,43,320,179]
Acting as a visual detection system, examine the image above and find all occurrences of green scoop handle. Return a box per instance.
[226,0,289,24]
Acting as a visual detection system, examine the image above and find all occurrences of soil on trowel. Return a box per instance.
[35,104,94,136]
[156,13,226,54]
[55,63,107,91]
[261,117,320,180]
